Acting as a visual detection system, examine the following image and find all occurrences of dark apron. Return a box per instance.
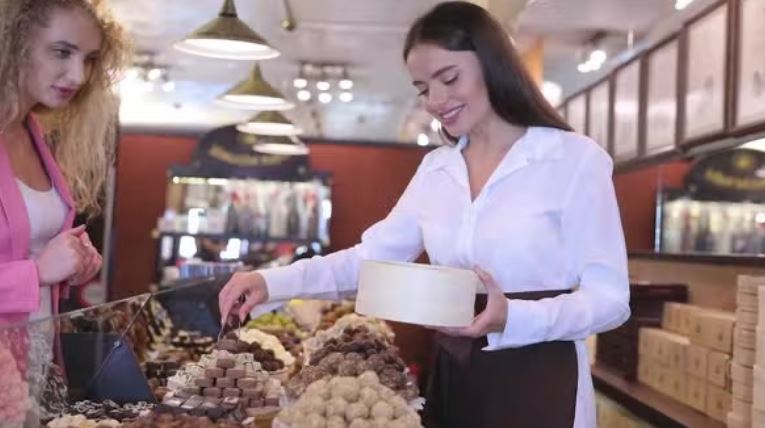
[424,290,578,428]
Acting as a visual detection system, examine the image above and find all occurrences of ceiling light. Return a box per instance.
[236,111,303,136]
[339,92,353,103]
[297,89,312,101]
[125,67,141,80]
[430,119,441,132]
[147,68,163,81]
[417,133,429,146]
[675,0,694,10]
[173,0,280,60]
[217,65,294,110]
[318,92,332,104]
[589,49,607,65]
[316,80,331,91]
[339,79,353,90]
[293,77,308,88]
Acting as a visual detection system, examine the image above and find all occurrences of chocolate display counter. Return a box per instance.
[0,279,423,428]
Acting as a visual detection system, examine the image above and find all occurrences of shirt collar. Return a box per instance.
[424,126,564,173]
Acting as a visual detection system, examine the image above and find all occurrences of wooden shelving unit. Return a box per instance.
[592,364,725,428]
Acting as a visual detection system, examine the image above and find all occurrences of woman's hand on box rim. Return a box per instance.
[432,266,508,338]
[219,271,270,323]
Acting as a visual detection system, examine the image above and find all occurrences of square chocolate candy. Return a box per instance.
[183,386,201,396]
[203,387,222,398]
[242,388,264,399]
[195,378,213,388]
[217,339,239,352]
[216,358,236,369]
[205,367,225,379]
[216,377,234,388]
[223,387,242,397]
[246,407,273,417]
[237,378,258,389]
[226,368,246,379]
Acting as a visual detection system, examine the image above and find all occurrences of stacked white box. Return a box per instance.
[732,275,765,427]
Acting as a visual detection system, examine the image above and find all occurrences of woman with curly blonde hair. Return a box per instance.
[0,0,130,323]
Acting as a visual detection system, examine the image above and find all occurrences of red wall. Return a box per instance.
[112,134,428,298]
[113,134,197,298]
[613,160,693,251]
[308,144,425,252]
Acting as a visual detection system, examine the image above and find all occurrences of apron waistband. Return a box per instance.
[436,289,573,363]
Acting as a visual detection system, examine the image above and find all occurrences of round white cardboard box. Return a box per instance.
[356,260,482,327]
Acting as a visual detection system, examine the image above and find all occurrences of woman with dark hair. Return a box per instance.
[220,2,629,426]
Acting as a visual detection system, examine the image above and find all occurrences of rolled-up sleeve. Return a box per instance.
[485,147,630,349]
[261,166,426,302]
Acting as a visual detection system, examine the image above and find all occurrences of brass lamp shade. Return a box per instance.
[242,134,309,156]
[217,65,294,110]
[174,0,280,60]
[236,111,302,136]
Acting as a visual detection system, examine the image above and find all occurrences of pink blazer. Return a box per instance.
[0,115,75,325]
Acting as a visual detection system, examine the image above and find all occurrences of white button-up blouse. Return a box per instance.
[261,126,631,427]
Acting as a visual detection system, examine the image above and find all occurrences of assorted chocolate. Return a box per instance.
[317,303,356,331]
[287,326,418,401]
[215,332,286,372]
[40,363,70,420]
[64,400,155,422]
[171,331,215,351]
[121,413,261,428]
[277,371,422,428]
[274,330,304,359]
[46,414,120,428]
[33,298,424,427]
[162,350,283,421]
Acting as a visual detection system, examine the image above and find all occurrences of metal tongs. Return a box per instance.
[217,294,246,344]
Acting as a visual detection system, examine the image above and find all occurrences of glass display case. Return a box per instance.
[155,175,331,284]
[657,190,765,255]
[0,278,225,427]
[655,146,765,257]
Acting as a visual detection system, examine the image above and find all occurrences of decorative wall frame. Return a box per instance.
[613,59,642,160]
[645,37,680,155]
[682,2,730,143]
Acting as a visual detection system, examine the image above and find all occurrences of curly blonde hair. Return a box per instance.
[0,0,131,215]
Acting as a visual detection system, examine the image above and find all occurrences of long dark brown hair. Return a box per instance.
[404,1,572,141]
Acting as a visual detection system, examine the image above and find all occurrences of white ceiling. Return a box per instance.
[111,0,701,143]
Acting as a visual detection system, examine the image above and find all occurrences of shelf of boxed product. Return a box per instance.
[629,250,765,266]
[592,364,725,428]
[155,230,322,246]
